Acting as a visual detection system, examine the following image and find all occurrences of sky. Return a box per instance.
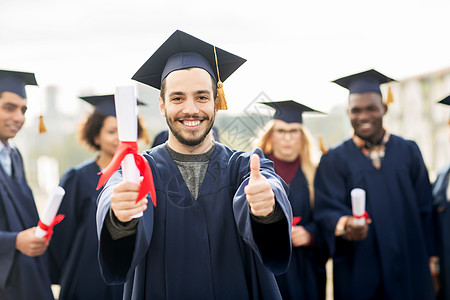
[2,0,450,119]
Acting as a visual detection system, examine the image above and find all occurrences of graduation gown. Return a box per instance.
[433,163,450,300]
[49,160,123,300]
[97,144,293,299]
[0,147,53,300]
[274,166,327,300]
[314,135,435,300]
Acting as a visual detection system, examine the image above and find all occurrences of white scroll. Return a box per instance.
[351,188,366,226]
[114,86,142,218]
[35,186,65,238]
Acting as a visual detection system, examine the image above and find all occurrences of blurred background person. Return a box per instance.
[433,95,450,299]
[49,94,148,300]
[314,69,436,299]
[0,69,54,299]
[257,100,327,300]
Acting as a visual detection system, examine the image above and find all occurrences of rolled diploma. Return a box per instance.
[35,186,65,238]
[115,86,142,218]
[351,188,366,226]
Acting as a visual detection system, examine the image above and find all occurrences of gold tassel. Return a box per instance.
[318,135,328,154]
[214,46,228,110]
[385,85,394,105]
[39,115,47,134]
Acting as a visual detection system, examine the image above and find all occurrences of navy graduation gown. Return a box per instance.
[97,143,293,299]
[0,147,53,300]
[274,166,327,300]
[314,135,435,300]
[433,164,450,300]
[49,160,123,300]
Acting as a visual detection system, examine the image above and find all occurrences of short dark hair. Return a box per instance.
[79,110,144,151]
[159,68,218,102]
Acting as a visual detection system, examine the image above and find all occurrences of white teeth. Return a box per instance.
[183,120,200,127]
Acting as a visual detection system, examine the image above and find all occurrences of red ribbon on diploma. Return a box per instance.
[96,141,157,206]
[353,211,370,219]
[38,214,65,242]
[292,216,302,226]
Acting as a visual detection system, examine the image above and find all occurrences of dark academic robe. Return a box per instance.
[274,166,327,300]
[314,135,435,300]
[49,160,123,299]
[0,147,53,300]
[433,163,450,300]
[97,144,293,299]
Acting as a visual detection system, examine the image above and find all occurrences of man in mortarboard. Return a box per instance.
[257,100,328,300]
[96,30,292,299]
[0,70,54,299]
[313,69,436,299]
[433,95,450,300]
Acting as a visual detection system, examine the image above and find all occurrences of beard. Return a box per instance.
[166,111,215,147]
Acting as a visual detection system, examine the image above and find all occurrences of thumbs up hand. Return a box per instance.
[244,154,275,217]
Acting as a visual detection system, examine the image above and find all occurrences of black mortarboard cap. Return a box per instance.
[79,94,146,117]
[332,69,395,94]
[0,69,38,98]
[260,100,323,124]
[131,30,246,90]
[438,95,450,106]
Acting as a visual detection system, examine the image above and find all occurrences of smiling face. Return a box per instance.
[0,91,27,144]
[159,67,217,153]
[347,92,387,143]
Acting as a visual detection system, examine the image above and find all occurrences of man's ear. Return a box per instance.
[159,96,165,117]
[382,103,388,115]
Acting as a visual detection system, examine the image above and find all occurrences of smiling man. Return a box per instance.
[313,69,436,299]
[0,70,54,299]
[96,30,293,299]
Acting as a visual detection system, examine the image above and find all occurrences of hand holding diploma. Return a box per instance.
[34,186,65,242]
[245,154,275,217]
[16,227,48,257]
[96,86,157,219]
[110,181,149,223]
[342,188,371,241]
[351,188,368,225]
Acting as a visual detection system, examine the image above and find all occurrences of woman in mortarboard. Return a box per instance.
[48,95,148,300]
[433,95,450,300]
[257,100,327,300]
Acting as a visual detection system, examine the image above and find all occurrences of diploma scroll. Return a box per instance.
[35,186,65,239]
[351,188,366,226]
[115,86,143,218]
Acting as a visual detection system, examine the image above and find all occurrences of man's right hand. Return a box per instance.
[15,227,48,257]
[344,217,371,241]
[110,181,148,223]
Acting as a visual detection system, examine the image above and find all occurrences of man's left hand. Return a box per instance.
[244,154,275,217]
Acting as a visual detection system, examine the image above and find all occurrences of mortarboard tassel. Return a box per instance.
[39,115,47,134]
[318,135,328,154]
[385,85,394,105]
[214,46,228,110]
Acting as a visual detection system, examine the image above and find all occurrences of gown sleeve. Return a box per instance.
[97,170,154,284]
[232,148,293,275]
[313,151,351,256]
[408,141,435,257]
